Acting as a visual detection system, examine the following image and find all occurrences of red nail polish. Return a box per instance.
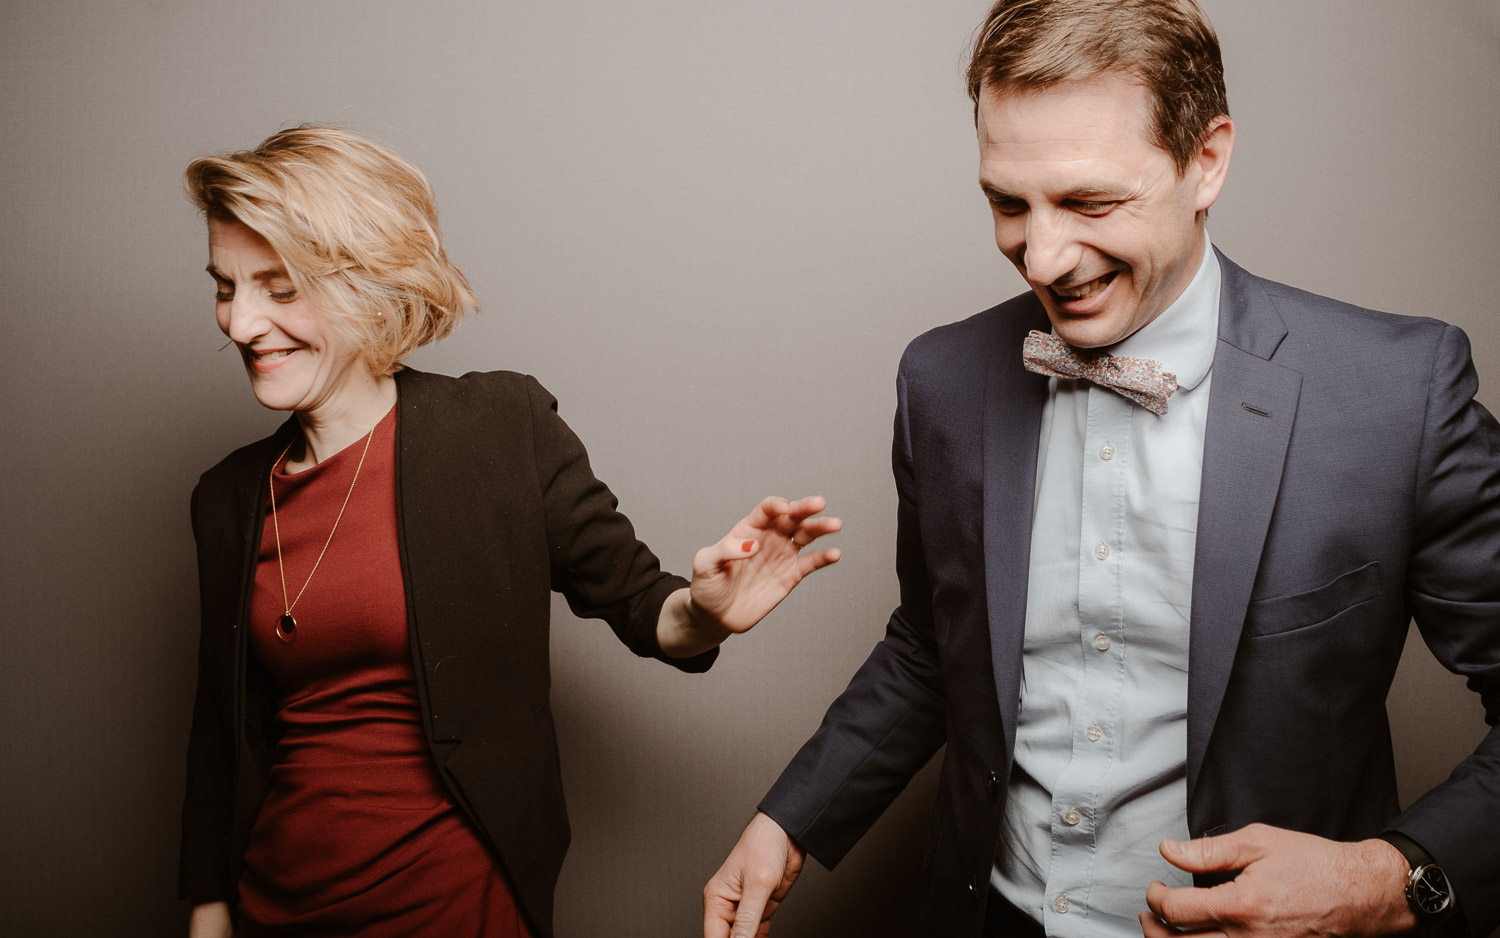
[742,540,754,552]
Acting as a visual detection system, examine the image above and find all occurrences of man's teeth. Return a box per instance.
[1055,276,1110,300]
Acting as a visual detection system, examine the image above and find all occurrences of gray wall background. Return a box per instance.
[2,1,1497,935]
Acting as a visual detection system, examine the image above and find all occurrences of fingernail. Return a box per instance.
[742,540,755,552]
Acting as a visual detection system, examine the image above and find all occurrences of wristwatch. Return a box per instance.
[1379,831,1455,930]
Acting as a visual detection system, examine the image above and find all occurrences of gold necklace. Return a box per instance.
[268,424,377,643]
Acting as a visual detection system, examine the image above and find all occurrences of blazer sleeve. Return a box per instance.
[178,481,235,902]
[758,351,949,867]
[523,375,715,673]
[1388,323,1500,936]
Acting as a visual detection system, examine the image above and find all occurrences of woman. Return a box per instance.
[179,126,840,938]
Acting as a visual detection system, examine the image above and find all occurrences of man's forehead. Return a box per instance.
[977,77,1154,143]
[975,78,1171,183]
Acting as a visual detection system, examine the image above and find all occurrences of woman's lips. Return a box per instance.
[246,347,300,373]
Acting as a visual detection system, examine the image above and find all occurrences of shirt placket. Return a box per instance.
[1044,386,1132,931]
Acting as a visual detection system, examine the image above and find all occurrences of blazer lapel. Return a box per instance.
[1186,253,1303,800]
[984,302,1051,760]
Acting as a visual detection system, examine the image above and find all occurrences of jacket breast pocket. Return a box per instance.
[1243,561,1382,637]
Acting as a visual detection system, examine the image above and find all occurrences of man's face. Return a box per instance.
[977,77,1231,348]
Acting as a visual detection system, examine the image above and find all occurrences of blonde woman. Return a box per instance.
[179,126,839,938]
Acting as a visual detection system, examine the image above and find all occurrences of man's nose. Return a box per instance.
[1020,211,1082,287]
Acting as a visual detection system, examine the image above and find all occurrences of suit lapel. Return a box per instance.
[984,302,1051,760]
[1186,253,1303,799]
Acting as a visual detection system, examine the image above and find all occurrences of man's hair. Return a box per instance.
[966,0,1228,174]
[185,125,478,375]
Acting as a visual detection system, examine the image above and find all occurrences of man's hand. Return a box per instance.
[1140,823,1417,937]
[704,812,806,938]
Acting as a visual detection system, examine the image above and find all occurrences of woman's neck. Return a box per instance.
[287,372,397,472]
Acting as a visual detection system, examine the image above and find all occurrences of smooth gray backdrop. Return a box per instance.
[2,1,1497,935]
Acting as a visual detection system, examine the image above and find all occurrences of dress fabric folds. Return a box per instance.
[236,406,530,938]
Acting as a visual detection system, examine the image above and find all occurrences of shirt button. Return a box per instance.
[987,770,1001,796]
[1086,724,1103,742]
[1094,542,1110,560]
[1054,895,1071,915]
[1063,809,1082,826]
[1093,633,1111,651]
[1100,442,1115,460]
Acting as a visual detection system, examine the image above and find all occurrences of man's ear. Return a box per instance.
[1192,115,1235,214]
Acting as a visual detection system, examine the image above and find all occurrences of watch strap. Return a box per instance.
[1379,831,1456,930]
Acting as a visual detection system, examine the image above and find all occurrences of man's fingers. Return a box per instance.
[1159,825,1264,874]
[702,887,737,938]
[727,873,777,938]
[1138,908,1227,938]
[1146,879,1249,932]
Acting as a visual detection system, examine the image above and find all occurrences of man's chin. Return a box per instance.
[1047,316,1124,350]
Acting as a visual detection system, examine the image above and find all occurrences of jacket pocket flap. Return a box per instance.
[1245,561,1381,637]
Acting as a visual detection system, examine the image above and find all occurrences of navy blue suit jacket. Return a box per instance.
[760,252,1500,936]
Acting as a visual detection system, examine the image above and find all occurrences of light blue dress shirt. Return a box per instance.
[992,236,1222,936]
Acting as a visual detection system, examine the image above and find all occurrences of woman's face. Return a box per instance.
[207,217,367,415]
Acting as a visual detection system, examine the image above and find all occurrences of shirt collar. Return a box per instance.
[1108,231,1221,392]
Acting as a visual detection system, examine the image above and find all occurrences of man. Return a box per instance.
[703,1,1500,936]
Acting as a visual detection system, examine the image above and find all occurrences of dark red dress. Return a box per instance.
[237,405,530,937]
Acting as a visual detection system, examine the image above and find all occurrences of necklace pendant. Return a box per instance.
[276,613,298,643]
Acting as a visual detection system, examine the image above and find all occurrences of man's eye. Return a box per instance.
[990,199,1026,216]
[1074,201,1117,216]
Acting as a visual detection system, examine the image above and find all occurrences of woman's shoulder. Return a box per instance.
[191,419,295,520]
[201,420,293,482]
[396,367,561,420]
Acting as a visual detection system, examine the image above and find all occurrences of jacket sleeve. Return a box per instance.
[1388,323,1500,936]
[178,481,234,901]
[758,352,949,868]
[524,375,715,673]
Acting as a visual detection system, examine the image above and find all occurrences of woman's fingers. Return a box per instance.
[694,532,760,577]
[746,495,828,530]
[788,514,842,546]
[796,547,841,577]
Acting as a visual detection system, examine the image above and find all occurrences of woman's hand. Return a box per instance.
[658,496,841,657]
[188,901,232,938]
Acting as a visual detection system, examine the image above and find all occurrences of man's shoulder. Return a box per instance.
[901,289,1045,376]
[1224,256,1455,357]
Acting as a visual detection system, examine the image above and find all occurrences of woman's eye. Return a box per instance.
[269,290,297,302]
[214,290,234,302]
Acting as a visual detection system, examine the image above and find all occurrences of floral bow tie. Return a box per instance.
[1021,329,1178,415]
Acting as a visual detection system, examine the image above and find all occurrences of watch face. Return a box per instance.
[1412,865,1453,917]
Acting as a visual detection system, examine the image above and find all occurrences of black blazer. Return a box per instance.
[760,254,1500,936]
[178,368,715,938]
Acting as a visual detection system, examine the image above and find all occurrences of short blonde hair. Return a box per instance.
[966,0,1228,175]
[184,125,477,375]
